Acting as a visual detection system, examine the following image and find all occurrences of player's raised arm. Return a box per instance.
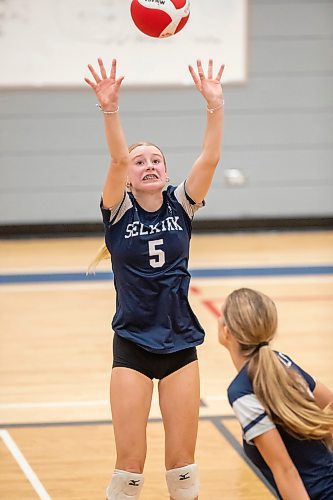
[186,59,224,203]
[85,58,129,208]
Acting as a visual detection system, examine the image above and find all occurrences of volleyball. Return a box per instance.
[130,0,190,38]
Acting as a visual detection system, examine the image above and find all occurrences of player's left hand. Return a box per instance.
[188,59,224,109]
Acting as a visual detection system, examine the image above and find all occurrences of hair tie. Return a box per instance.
[255,341,269,352]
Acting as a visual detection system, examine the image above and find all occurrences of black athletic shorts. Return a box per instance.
[112,334,198,380]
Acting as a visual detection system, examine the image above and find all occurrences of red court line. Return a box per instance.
[202,300,221,318]
[192,286,333,318]
[190,289,333,318]
[205,295,333,304]
[203,297,333,318]
[190,285,201,295]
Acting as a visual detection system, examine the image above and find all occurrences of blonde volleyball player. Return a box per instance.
[85,58,224,499]
[219,288,333,499]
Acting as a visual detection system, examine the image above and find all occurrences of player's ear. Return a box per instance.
[224,323,237,349]
[223,323,231,340]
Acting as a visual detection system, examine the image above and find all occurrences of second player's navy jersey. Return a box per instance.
[100,182,205,354]
[227,352,333,499]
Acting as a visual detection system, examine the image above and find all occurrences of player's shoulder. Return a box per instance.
[165,183,178,198]
[275,351,294,367]
[275,351,316,391]
[227,364,253,406]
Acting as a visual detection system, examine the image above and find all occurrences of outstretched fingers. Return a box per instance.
[215,64,225,81]
[98,58,107,79]
[188,59,207,89]
[115,75,125,89]
[188,64,200,88]
[87,63,101,84]
[110,58,117,81]
[196,59,205,81]
[207,59,213,80]
[84,77,96,89]
[84,58,123,90]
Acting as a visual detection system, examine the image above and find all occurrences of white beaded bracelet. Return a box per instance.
[96,103,119,114]
[207,100,224,113]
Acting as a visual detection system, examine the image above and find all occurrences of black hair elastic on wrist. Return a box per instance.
[254,341,269,352]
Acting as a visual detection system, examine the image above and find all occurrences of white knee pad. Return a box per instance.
[166,464,199,500]
[106,469,144,500]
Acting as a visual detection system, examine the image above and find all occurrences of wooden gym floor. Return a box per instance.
[0,230,332,499]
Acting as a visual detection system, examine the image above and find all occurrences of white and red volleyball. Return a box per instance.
[130,0,190,38]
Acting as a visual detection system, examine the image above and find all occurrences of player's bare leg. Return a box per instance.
[159,360,200,500]
[106,367,153,499]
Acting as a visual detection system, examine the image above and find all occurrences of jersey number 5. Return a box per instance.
[148,239,165,268]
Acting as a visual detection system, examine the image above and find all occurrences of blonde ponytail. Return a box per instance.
[87,244,110,274]
[249,348,333,444]
[224,288,333,446]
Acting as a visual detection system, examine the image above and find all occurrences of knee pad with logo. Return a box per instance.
[165,463,199,500]
[106,469,144,500]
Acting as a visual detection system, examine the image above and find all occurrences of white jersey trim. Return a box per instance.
[232,393,276,444]
[174,181,204,219]
[103,183,203,224]
[102,192,133,225]
[245,415,276,444]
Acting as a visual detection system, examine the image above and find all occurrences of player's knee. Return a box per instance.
[106,469,144,499]
[165,464,199,500]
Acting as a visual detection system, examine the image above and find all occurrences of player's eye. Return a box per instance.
[152,159,161,164]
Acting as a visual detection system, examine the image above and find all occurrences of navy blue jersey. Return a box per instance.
[227,352,333,499]
[100,182,205,353]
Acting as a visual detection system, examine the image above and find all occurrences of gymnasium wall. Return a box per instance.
[0,0,332,228]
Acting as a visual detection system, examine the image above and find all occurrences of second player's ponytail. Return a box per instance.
[223,288,333,446]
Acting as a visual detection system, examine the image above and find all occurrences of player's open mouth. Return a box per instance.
[142,174,158,181]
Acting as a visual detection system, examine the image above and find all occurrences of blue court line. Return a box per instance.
[0,265,333,284]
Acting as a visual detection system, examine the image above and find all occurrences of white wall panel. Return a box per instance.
[0,0,332,226]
